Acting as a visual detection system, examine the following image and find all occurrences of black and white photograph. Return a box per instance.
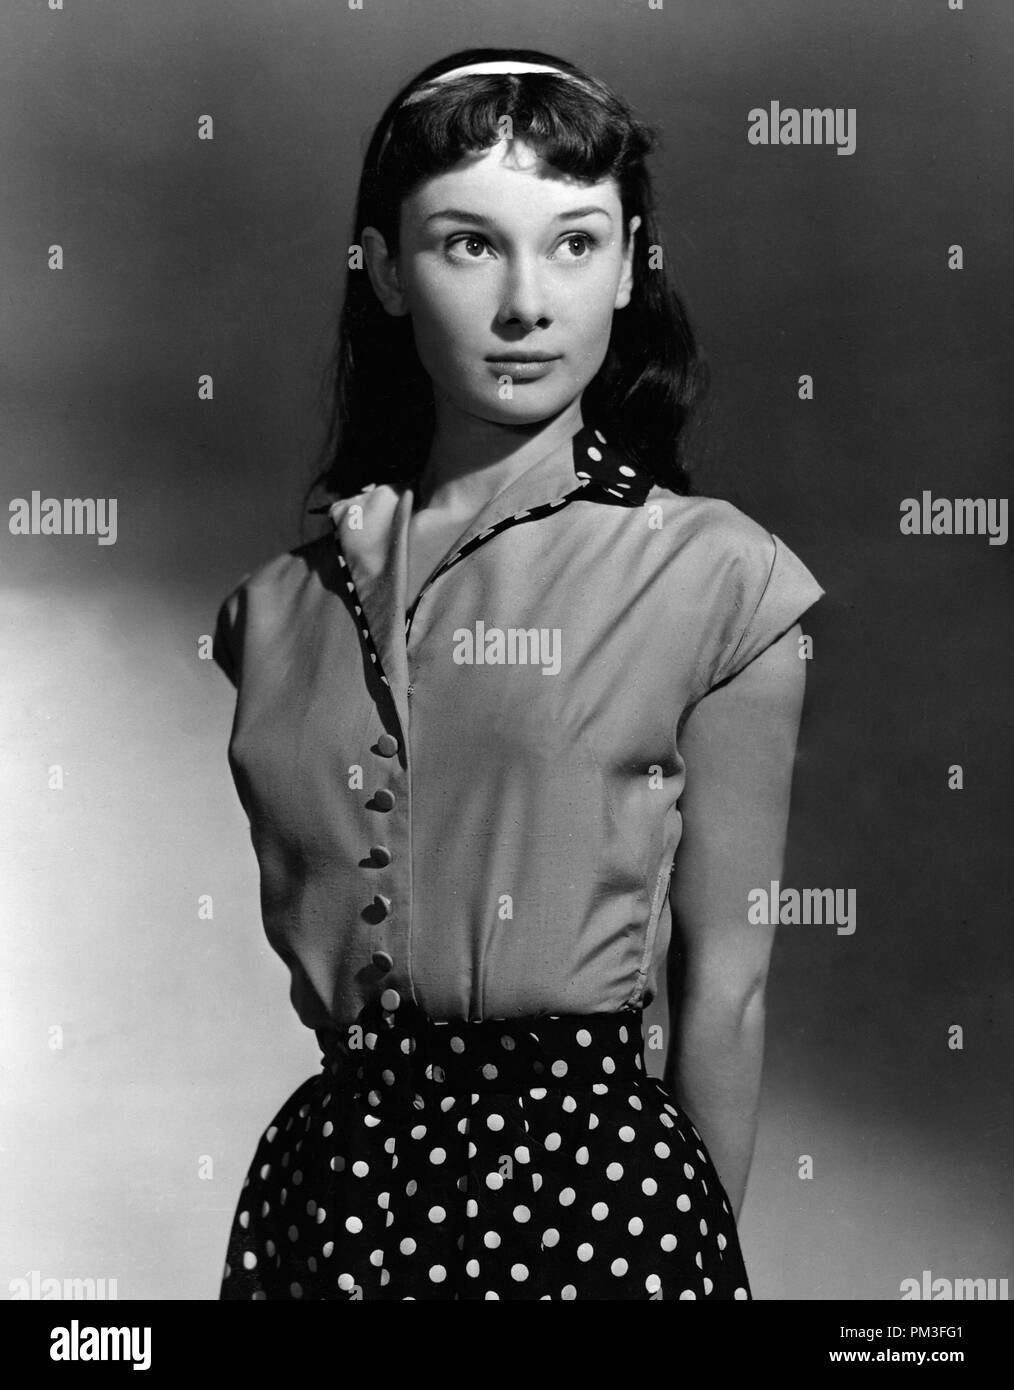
[2,0,1010,1356]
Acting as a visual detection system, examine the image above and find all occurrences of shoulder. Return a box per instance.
[217,533,337,614]
[211,534,337,685]
[645,486,781,584]
[644,486,825,693]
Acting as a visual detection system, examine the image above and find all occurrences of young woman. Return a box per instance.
[213,46,824,1301]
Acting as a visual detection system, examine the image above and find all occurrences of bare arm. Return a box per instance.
[663,622,808,1221]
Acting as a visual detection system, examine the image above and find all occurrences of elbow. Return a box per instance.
[679,967,769,1034]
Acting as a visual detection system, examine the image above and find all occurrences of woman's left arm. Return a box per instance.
[663,622,808,1221]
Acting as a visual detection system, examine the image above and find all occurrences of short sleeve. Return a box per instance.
[212,587,243,688]
[708,531,825,689]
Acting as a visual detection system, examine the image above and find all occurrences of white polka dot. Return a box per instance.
[661,1233,678,1252]
[559,1187,576,1206]
[429,1265,446,1283]
[428,1206,446,1223]
[513,1205,531,1223]
[591,1201,609,1220]
[618,1125,636,1142]
[510,1263,529,1282]
[242,1251,257,1270]
[465,1259,480,1277]
[717,1233,728,1251]
[429,1147,447,1165]
[345,1216,362,1234]
[642,1177,658,1196]
[486,1171,504,1190]
[602,1056,615,1074]
[628,1216,643,1236]
[606,1161,624,1181]
[399,1237,416,1255]
[575,1028,592,1046]
[484,1231,501,1249]
[487,1113,505,1131]
[645,1273,661,1294]
[734,1287,749,1300]
[611,1258,628,1277]
[542,1228,560,1247]
[676,1193,692,1212]
[586,446,603,461]
[290,1281,303,1298]
[577,1242,594,1262]
[545,1132,562,1151]
[351,1160,369,1177]
[561,1284,577,1300]
[679,1288,697,1300]
[551,1060,568,1077]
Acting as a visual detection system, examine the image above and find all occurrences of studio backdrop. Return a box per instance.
[2,0,1011,1301]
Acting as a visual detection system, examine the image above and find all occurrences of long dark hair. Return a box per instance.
[303,46,709,513]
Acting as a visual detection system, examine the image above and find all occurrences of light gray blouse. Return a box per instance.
[213,423,824,1031]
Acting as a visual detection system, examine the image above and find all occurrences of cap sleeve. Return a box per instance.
[708,530,825,689]
[212,587,243,688]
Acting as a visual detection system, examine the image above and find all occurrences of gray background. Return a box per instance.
[2,0,1011,1299]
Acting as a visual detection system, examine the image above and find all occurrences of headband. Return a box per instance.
[427,60,572,83]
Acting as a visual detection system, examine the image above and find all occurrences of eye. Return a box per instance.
[446,234,492,260]
[553,233,597,260]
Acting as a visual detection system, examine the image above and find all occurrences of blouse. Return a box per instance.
[212,422,825,1031]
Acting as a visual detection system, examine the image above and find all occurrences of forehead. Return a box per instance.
[403,140,622,221]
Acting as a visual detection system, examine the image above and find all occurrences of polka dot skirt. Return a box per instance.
[220,1002,752,1300]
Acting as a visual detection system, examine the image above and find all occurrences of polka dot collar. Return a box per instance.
[568,423,653,506]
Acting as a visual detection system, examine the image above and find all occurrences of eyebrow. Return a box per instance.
[424,205,613,225]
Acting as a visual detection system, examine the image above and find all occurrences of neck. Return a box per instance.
[415,395,584,512]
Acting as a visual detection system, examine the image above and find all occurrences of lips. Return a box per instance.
[484,353,561,363]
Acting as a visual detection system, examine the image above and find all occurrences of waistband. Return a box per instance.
[315,1000,646,1093]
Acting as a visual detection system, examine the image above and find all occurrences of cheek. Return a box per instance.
[406,274,486,361]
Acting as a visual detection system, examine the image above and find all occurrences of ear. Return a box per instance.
[362,225,409,317]
[614,214,642,310]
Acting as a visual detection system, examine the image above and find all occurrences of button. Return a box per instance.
[380,987,401,1011]
[370,844,393,866]
[374,894,392,917]
[376,734,399,757]
[373,788,396,811]
[372,950,394,972]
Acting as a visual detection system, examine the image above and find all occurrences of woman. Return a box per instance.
[213,46,825,1300]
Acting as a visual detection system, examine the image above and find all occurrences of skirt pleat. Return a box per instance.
[219,1001,752,1300]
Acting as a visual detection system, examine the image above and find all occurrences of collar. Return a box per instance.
[308,423,655,737]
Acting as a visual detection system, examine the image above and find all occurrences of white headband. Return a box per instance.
[430,60,571,84]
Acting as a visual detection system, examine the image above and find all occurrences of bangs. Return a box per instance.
[372,74,651,227]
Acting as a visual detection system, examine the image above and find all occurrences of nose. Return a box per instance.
[494,254,553,332]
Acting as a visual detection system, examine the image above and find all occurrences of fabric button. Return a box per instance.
[370,844,393,866]
[380,988,401,1011]
[373,789,396,811]
[372,950,394,972]
[374,894,392,917]
[376,734,399,757]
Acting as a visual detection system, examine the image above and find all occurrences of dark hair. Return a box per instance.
[303,46,708,513]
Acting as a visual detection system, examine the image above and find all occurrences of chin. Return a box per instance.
[463,385,585,428]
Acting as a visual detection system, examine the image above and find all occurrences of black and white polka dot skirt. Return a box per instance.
[219,1001,752,1300]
